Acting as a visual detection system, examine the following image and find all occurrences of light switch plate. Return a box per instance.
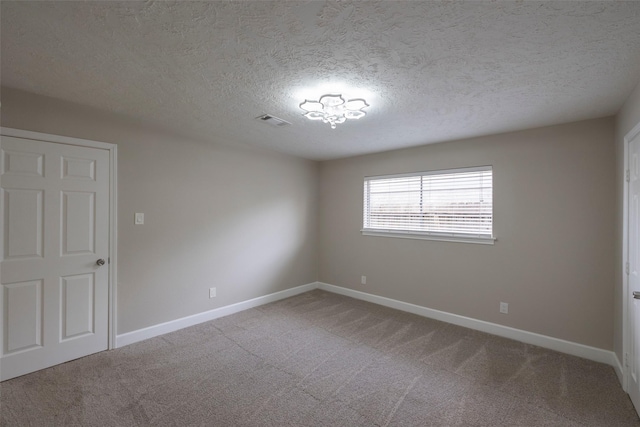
[135,213,144,225]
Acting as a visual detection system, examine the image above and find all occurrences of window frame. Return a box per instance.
[362,165,495,245]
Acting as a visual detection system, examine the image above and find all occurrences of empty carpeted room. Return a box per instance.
[2,1,640,426]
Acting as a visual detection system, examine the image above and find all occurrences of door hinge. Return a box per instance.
[627,170,631,182]
[108,257,111,264]
[626,262,630,275]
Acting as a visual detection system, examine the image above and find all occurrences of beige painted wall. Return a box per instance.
[1,87,319,334]
[0,86,622,352]
[614,80,640,362]
[319,118,615,350]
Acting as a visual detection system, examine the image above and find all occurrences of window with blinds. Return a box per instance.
[362,166,494,243]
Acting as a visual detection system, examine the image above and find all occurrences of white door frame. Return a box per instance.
[0,127,118,350]
[623,120,640,393]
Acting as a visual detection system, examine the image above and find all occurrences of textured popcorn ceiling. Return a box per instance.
[2,1,640,160]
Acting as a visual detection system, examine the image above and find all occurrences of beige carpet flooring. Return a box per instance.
[1,289,638,426]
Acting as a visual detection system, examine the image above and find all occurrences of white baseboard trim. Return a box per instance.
[115,282,318,348]
[317,282,616,367]
[116,281,618,371]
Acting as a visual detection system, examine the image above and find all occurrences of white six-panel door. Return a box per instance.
[1,135,110,381]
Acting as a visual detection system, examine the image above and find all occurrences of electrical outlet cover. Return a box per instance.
[499,302,508,314]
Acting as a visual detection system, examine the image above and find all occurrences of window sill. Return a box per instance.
[361,230,496,245]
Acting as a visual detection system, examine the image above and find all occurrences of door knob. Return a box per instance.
[634,291,640,300]
[96,259,106,266]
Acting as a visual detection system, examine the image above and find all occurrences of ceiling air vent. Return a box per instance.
[256,114,291,127]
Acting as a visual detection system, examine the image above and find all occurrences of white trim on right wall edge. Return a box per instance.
[318,282,617,368]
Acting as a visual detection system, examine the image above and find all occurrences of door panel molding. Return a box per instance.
[0,127,117,363]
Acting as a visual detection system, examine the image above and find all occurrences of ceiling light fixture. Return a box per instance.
[299,94,369,129]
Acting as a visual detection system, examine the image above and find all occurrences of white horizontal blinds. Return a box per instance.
[363,167,493,237]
